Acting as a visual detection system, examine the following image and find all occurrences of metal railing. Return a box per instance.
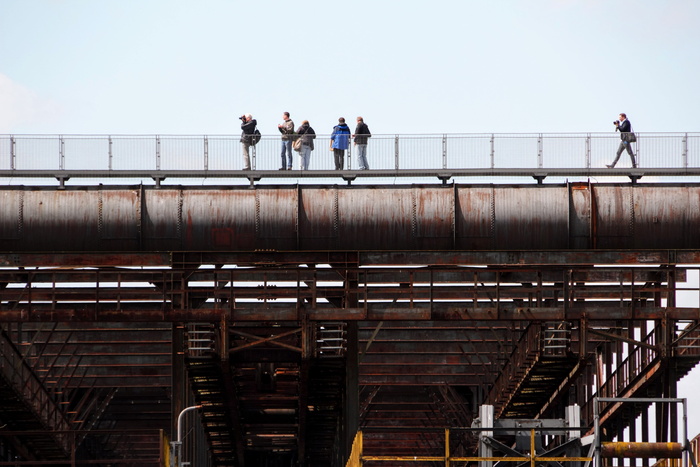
[1,133,699,178]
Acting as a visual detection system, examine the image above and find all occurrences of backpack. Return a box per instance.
[251,128,261,146]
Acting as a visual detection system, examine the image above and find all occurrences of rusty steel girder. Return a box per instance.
[1,182,700,252]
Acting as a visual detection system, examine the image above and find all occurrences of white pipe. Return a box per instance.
[171,405,201,467]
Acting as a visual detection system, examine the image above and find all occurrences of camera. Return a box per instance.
[239,115,247,121]
[613,120,620,125]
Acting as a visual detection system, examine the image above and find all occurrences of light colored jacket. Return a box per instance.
[279,119,295,141]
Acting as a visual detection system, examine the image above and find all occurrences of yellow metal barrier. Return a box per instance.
[346,431,363,467]
[348,429,592,466]
[162,430,171,467]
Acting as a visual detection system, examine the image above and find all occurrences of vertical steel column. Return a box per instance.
[10,135,16,170]
[156,135,161,171]
[59,135,65,170]
[108,136,113,171]
[586,134,591,169]
[204,135,209,171]
[394,135,400,170]
[442,134,447,169]
[479,404,494,467]
[344,320,359,463]
[298,314,311,465]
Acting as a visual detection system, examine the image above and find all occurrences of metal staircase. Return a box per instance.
[489,322,579,419]
[0,327,71,460]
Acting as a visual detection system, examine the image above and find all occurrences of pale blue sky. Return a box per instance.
[2,0,700,440]
[1,0,700,135]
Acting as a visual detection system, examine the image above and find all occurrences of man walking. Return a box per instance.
[607,113,637,168]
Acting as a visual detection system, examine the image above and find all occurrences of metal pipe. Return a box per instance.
[171,405,201,467]
[3,184,700,253]
[601,442,683,459]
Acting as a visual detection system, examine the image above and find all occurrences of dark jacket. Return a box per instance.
[354,122,371,145]
[297,123,316,150]
[240,118,257,144]
[616,119,632,139]
[331,123,351,150]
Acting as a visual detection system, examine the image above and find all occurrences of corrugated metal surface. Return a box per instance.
[2,184,700,252]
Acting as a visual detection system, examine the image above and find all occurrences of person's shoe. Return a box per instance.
[606,164,614,168]
[279,167,286,170]
[287,167,292,170]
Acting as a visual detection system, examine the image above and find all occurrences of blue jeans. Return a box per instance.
[300,145,312,170]
[356,144,369,170]
[280,140,293,169]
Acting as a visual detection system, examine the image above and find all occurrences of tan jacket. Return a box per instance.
[279,119,295,141]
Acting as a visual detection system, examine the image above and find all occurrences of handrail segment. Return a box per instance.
[1,133,699,184]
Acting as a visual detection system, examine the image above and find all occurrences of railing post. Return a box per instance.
[156,135,161,171]
[394,135,400,170]
[683,133,688,169]
[204,135,209,171]
[347,139,352,170]
[10,135,16,170]
[252,144,256,170]
[442,134,447,169]
[490,134,495,169]
[108,136,113,171]
[59,135,65,170]
[586,133,591,169]
[537,133,543,169]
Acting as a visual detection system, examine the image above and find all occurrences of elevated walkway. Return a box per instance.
[2,132,700,186]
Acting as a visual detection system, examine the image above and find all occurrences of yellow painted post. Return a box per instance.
[445,429,450,467]
[530,429,536,467]
[359,431,363,467]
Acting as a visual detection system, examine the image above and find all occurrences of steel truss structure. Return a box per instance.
[1,183,700,466]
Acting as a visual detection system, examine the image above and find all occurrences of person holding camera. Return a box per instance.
[278,112,295,170]
[607,113,637,168]
[239,113,257,170]
[330,117,351,170]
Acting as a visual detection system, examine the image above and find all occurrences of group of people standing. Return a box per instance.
[240,113,371,171]
[242,112,638,171]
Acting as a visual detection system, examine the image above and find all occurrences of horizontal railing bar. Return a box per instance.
[2,132,699,183]
[2,168,699,178]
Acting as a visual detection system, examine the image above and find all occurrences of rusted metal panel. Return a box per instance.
[631,186,700,249]
[412,187,454,249]
[336,187,415,250]
[569,182,592,249]
[455,186,493,249]
[299,186,339,250]
[593,185,634,248]
[493,185,570,250]
[179,189,257,251]
[21,190,101,250]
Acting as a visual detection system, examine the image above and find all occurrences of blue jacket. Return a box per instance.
[331,123,351,150]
